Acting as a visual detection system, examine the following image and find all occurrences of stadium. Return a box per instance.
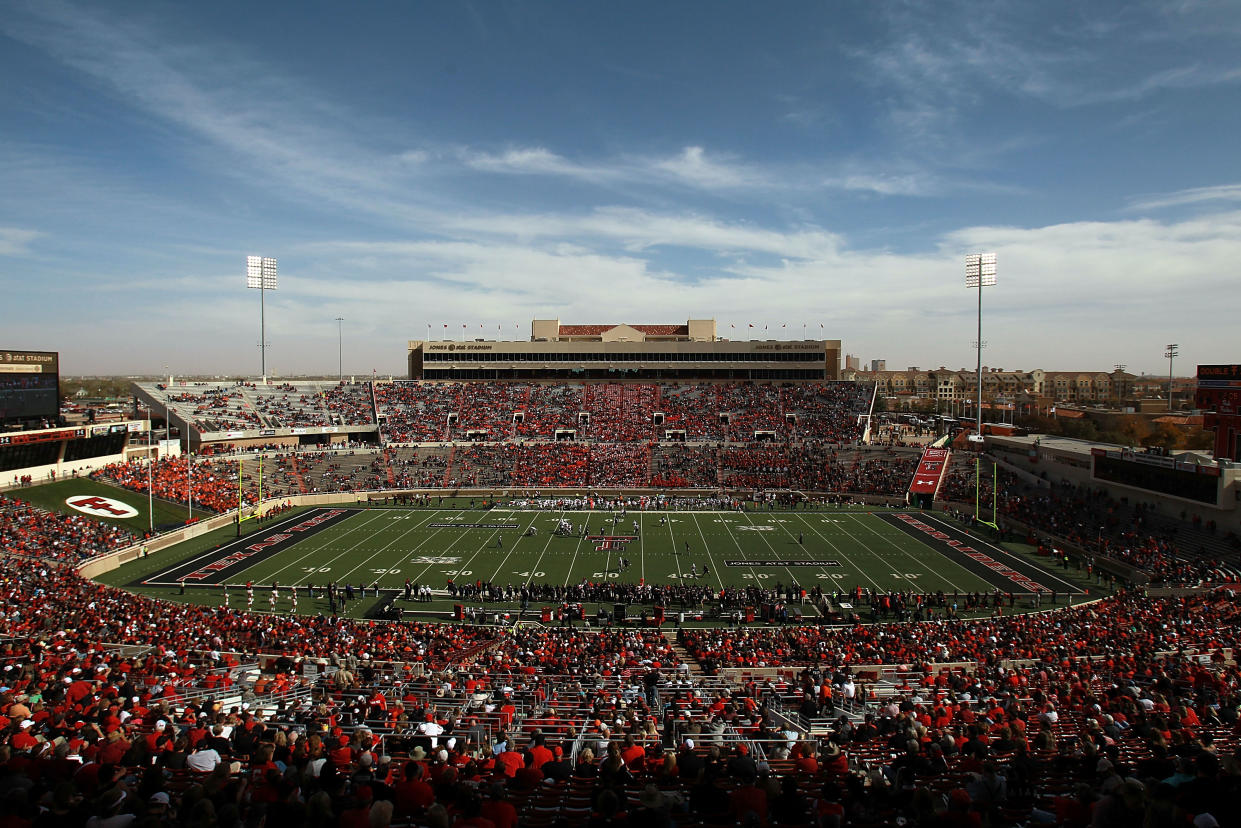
[3,330,1240,828]
[5,4,1241,826]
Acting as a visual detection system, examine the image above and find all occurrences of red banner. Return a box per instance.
[908,447,950,495]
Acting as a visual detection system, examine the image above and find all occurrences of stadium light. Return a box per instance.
[144,404,154,534]
[336,317,345,382]
[1165,343,1178,411]
[162,365,171,444]
[965,252,997,527]
[246,256,278,382]
[964,253,997,436]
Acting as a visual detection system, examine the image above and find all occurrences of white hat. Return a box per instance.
[155,720,167,730]
[683,738,695,749]
[19,720,34,729]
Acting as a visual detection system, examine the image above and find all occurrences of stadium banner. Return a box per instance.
[0,351,58,372]
[725,560,839,567]
[0,427,86,446]
[427,522,519,529]
[908,447,950,494]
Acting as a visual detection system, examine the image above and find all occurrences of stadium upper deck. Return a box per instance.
[131,379,380,447]
[410,318,842,381]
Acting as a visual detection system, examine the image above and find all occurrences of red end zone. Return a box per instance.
[133,508,358,587]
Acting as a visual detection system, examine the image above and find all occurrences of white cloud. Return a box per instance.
[648,146,759,190]
[277,207,1241,376]
[0,227,43,256]
[1128,183,1241,212]
[437,206,841,259]
[459,146,605,180]
[452,143,947,199]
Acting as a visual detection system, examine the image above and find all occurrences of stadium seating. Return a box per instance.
[5,378,1238,826]
[374,380,873,445]
[1,474,1239,827]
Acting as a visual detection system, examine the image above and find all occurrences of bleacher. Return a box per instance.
[375,381,872,446]
[133,380,379,441]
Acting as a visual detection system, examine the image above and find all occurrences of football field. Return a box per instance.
[121,504,1084,614]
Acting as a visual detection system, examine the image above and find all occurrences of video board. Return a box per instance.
[0,350,60,424]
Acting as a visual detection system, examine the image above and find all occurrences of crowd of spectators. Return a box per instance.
[0,494,142,561]
[681,589,1241,673]
[153,381,377,436]
[250,382,376,428]
[375,381,871,445]
[1,471,1240,825]
[940,468,1236,586]
[94,456,254,514]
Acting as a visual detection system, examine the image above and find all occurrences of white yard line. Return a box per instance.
[738,510,816,588]
[841,512,967,593]
[524,511,569,587]
[485,512,544,583]
[687,513,726,589]
[258,509,393,586]
[797,510,886,593]
[335,510,445,585]
[404,510,482,583]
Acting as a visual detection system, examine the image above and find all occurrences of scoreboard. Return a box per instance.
[1196,364,1241,415]
[0,350,59,424]
[1198,364,1241,461]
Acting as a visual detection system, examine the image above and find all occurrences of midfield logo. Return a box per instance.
[588,535,635,552]
[65,495,138,518]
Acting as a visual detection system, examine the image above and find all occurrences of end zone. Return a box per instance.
[133,507,359,588]
[878,512,1085,595]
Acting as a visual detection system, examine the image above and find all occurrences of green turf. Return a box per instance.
[8,478,192,533]
[106,505,1086,618]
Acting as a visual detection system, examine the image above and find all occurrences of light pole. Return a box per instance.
[1164,344,1178,411]
[184,408,193,522]
[144,405,154,535]
[336,317,345,382]
[246,256,278,383]
[162,365,171,444]
[965,252,997,527]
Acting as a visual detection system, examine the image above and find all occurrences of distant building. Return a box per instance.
[844,354,860,371]
[871,359,886,372]
[840,365,1163,405]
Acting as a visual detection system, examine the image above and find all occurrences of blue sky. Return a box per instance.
[2,0,1239,377]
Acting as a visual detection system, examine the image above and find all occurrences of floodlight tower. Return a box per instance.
[1165,343,1178,411]
[965,253,997,526]
[336,317,345,382]
[965,254,997,434]
[246,256,278,383]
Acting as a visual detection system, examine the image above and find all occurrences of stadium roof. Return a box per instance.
[558,324,689,336]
